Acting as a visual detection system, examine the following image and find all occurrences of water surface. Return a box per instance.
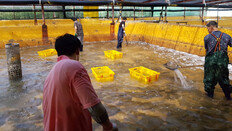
[0,41,231,130]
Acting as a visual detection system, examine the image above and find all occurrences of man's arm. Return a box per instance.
[122,23,126,35]
[72,67,117,131]
[88,102,117,131]
[74,22,78,34]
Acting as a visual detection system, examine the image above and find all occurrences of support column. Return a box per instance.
[133,6,135,20]
[73,6,75,18]
[107,5,109,19]
[164,6,167,22]
[13,6,16,19]
[5,43,22,81]
[33,5,37,25]
[110,1,115,39]
[151,6,154,17]
[62,6,66,19]
[184,7,186,20]
[201,7,205,23]
[41,4,49,44]
[159,6,163,22]
[202,0,206,24]
[217,7,219,27]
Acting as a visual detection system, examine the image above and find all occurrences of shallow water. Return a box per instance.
[0,41,232,130]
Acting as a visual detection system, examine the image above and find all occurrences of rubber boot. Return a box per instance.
[206,90,214,98]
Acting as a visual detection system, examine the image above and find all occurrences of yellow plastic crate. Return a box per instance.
[91,66,115,82]
[37,49,57,57]
[129,66,160,84]
[104,50,123,60]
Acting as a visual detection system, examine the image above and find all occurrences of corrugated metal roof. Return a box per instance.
[0,0,231,7]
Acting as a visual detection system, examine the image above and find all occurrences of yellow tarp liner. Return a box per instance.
[0,17,232,62]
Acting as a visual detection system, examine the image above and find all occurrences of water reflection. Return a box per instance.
[0,42,231,130]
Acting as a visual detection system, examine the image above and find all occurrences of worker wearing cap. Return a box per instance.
[203,21,232,100]
[74,18,84,51]
[117,17,127,49]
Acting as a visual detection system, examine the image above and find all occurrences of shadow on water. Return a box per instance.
[0,42,231,130]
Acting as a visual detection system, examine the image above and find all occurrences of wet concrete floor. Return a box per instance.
[0,41,232,130]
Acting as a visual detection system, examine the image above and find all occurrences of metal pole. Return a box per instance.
[73,6,75,17]
[62,6,66,18]
[159,6,163,22]
[41,4,45,24]
[201,7,204,23]
[217,7,219,26]
[133,6,135,20]
[112,1,115,23]
[110,0,115,39]
[164,6,167,22]
[184,7,186,20]
[201,0,205,23]
[33,5,37,25]
[13,6,15,19]
[5,43,22,81]
[151,6,154,17]
[107,5,109,19]
[41,4,48,44]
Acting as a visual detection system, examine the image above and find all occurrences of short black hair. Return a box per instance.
[123,17,127,20]
[71,17,77,21]
[206,21,218,28]
[55,34,81,56]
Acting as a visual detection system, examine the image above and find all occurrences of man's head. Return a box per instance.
[72,17,77,21]
[55,34,81,60]
[206,21,218,34]
[122,17,127,22]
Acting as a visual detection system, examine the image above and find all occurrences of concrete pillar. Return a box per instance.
[42,24,49,44]
[5,43,22,80]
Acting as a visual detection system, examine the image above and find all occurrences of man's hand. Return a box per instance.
[112,123,118,131]
[103,123,118,131]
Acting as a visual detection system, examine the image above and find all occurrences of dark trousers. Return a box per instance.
[203,51,232,98]
[117,27,124,49]
[75,33,84,51]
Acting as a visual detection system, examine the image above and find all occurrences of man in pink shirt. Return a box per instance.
[43,34,117,131]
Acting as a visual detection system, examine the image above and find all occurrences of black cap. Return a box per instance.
[206,21,218,28]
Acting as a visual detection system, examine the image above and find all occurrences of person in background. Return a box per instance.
[43,34,118,131]
[203,21,232,100]
[117,17,127,50]
[74,17,84,51]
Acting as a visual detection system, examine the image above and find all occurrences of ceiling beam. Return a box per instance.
[210,0,232,5]
[194,0,221,4]
[172,0,196,4]
[194,0,232,4]
[142,0,159,4]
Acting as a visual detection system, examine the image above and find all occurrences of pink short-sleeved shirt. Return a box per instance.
[43,55,100,131]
